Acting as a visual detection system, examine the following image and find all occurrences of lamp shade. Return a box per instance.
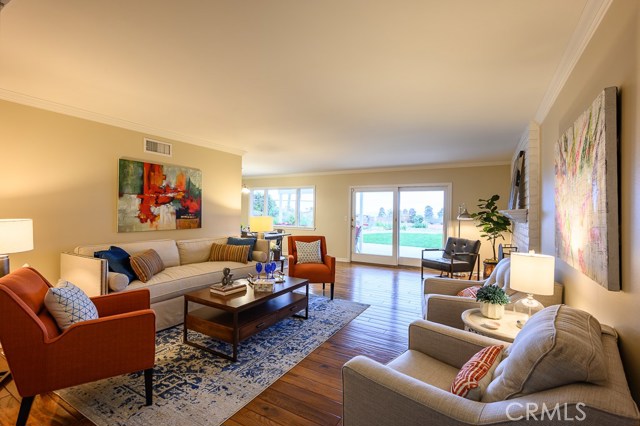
[510,251,554,296]
[0,219,33,254]
[457,208,473,221]
[249,216,273,233]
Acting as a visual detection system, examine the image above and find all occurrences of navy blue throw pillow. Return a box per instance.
[94,246,137,283]
[227,237,257,261]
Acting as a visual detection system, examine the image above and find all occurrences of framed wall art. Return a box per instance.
[118,158,202,232]
[554,86,619,291]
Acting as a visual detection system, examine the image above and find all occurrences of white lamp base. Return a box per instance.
[0,255,9,278]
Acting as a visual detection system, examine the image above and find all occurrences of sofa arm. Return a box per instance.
[60,252,107,297]
[343,355,484,426]
[423,293,486,329]
[423,277,484,296]
[408,320,509,369]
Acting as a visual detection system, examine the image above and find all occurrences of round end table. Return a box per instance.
[461,308,528,342]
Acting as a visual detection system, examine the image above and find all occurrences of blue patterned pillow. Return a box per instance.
[94,246,136,283]
[227,237,257,261]
[296,240,323,264]
[44,280,99,330]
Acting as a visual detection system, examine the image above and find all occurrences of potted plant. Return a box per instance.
[471,194,511,277]
[476,285,510,319]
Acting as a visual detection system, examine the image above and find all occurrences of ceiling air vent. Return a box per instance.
[144,138,172,157]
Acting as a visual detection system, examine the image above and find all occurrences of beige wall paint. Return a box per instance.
[0,100,242,282]
[540,0,639,400]
[243,164,511,263]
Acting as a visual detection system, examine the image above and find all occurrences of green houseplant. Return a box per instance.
[476,284,509,319]
[471,194,512,262]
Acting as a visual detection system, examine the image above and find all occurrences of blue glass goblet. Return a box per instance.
[255,262,263,277]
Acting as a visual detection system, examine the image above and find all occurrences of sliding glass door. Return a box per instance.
[351,185,450,266]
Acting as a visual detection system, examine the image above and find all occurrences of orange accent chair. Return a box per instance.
[287,236,336,300]
[0,267,156,426]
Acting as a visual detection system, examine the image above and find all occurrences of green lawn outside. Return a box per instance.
[363,232,443,248]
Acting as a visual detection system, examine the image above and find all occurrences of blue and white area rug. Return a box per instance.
[57,295,368,426]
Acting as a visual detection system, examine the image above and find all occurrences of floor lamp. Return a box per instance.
[456,204,473,237]
[0,218,34,386]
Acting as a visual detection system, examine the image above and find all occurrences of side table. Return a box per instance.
[461,308,528,343]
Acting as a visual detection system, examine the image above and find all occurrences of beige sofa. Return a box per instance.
[343,312,640,426]
[60,237,269,331]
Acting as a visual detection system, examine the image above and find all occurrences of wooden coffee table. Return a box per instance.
[183,277,309,361]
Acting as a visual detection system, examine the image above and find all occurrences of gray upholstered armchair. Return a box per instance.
[342,316,640,426]
[421,237,480,280]
[423,257,563,329]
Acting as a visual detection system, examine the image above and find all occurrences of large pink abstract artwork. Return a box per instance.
[554,87,619,291]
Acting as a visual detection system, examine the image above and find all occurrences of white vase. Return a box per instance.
[481,302,505,319]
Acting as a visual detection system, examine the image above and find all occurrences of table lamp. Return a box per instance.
[509,250,555,327]
[0,218,34,278]
[249,216,273,239]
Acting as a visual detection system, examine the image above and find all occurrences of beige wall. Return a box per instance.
[243,164,511,263]
[540,0,639,399]
[0,100,242,282]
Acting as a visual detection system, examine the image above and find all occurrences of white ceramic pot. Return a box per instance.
[481,302,505,319]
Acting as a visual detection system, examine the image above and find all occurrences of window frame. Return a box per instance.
[249,186,316,230]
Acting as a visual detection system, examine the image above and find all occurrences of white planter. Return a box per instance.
[481,302,505,319]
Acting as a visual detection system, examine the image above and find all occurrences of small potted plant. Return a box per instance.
[475,285,510,319]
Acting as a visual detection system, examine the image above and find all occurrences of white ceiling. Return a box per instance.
[0,0,603,176]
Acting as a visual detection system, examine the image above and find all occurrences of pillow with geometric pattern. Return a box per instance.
[44,280,99,330]
[451,344,504,401]
[295,240,322,264]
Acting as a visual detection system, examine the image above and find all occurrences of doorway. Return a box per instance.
[350,185,450,267]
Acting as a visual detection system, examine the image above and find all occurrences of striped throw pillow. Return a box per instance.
[209,243,250,264]
[130,249,165,283]
[451,345,504,400]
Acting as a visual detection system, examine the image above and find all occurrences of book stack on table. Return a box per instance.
[210,280,248,296]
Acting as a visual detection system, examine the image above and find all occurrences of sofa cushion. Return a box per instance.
[94,246,136,283]
[227,237,257,261]
[210,243,250,264]
[44,280,99,330]
[127,261,257,304]
[387,349,459,391]
[451,344,504,401]
[80,239,180,268]
[176,239,215,265]
[483,305,607,402]
[130,249,165,283]
[296,240,322,264]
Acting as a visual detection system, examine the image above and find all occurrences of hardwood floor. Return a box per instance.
[0,262,428,426]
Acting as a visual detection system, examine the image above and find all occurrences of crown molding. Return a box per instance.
[243,160,511,179]
[0,88,246,157]
[535,0,613,123]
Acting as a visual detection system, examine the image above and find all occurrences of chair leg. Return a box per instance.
[16,396,34,426]
[330,283,334,300]
[322,283,325,290]
[144,368,153,406]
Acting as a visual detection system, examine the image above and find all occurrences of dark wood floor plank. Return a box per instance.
[0,263,430,426]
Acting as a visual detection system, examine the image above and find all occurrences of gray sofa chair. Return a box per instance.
[421,237,481,280]
[342,317,640,426]
[422,257,563,329]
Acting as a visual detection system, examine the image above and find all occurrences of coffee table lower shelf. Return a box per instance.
[184,291,308,361]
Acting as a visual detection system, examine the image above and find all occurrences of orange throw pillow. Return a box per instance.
[456,285,482,298]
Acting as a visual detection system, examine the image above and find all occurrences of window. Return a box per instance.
[250,187,315,228]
